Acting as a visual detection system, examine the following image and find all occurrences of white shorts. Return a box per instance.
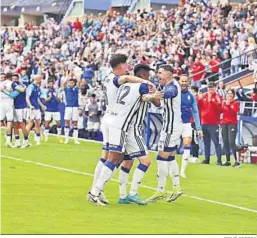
[14,108,27,123]
[87,121,100,131]
[0,103,14,121]
[45,111,61,121]
[182,123,192,138]
[26,109,41,121]
[125,126,148,159]
[64,107,78,121]
[108,125,148,159]
[108,125,127,153]
[158,127,183,152]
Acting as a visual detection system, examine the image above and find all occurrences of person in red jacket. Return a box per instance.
[72,18,82,31]
[198,81,223,165]
[209,53,221,82]
[221,89,240,167]
[190,57,205,88]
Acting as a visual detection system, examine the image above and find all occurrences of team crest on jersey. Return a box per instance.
[188,95,191,100]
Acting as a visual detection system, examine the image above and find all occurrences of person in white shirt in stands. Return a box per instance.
[77,108,87,139]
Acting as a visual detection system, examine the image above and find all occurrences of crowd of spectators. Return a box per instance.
[1,0,257,136]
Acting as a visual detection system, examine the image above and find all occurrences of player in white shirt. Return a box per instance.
[147,65,184,203]
[88,70,161,206]
[26,75,46,146]
[0,73,26,147]
[88,54,156,205]
[117,64,163,205]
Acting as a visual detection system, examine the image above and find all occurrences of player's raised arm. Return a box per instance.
[117,75,156,89]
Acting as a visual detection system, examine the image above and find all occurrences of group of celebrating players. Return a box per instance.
[0,70,86,148]
[0,53,202,206]
[87,54,203,206]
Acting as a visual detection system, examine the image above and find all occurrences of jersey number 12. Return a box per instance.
[117,86,130,105]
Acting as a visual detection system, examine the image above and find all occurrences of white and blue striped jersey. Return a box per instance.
[109,83,149,132]
[162,79,182,134]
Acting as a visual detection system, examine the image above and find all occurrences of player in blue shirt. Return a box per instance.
[11,74,30,148]
[62,71,81,144]
[179,75,203,178]
[26,75,46,146]
[44,80,62,142]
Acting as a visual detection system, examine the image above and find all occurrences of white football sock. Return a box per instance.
[157,156,168,193]
[6,134,11,144]
[44,128,49,139]
[181,147,191,174]
[64,127,69,139]
[93,158,106,187]
[130,164,149,196]
[73,128,78,140]
[92,161,116,196]
[57,127,61,136]
[119,166,130,199]
[169,157,180,189]
[15,135,20,144]
[36,133,40,143]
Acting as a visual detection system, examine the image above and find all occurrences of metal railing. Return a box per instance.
[239,101,257,117]
[57,0,73,23]
[189,47,257,85]
[61,0,74,23]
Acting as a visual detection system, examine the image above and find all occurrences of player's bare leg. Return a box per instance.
[180,137,192,179]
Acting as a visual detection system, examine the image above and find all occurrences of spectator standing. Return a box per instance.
[221,89,240,167]
[209,53,221,82]
[190,57,205,88]
[198,82,223,165]
[216,81,227,100]
[85,94,101,140]
[78,108,87,139]
[230,43,241,74]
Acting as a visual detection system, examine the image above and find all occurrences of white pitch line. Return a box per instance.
[1,155,257,214]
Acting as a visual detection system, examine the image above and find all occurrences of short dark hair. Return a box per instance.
[158,64,173,73]
[109,54,127,69]
[91,93,96,98]
[12,74,19,78]
[133,64,152,76]
[68,78,77,84]
[191,86,199,93]
[6,73,12,79]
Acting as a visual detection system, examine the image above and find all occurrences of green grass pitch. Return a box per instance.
[1,132,257,234]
